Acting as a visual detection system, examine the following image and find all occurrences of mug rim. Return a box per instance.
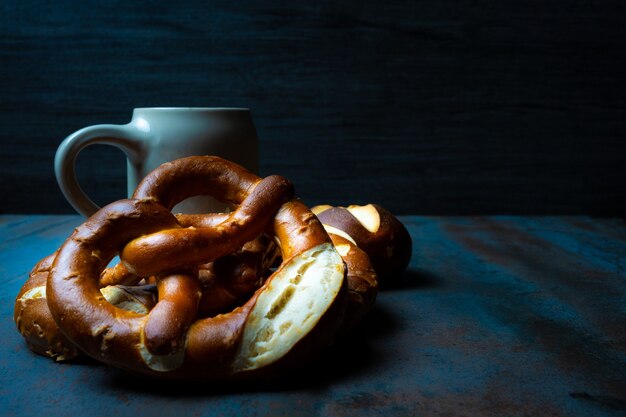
[133,107,250,112]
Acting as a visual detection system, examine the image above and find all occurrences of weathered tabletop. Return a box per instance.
[1,215,624,417]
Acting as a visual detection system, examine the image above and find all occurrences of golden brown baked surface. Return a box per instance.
[15,157,412,380]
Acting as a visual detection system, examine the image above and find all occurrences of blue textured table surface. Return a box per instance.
[1,215,624,417]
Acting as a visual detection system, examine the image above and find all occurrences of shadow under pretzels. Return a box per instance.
[92,267,439,395]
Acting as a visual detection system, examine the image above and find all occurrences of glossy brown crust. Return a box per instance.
[185,206,371,325]
[98,213,231,287]
[315,204,412,283]
[273,199,330,260]
[14,253,80,361]
[47,199,186,371]
[218,201,348,381]
[185,200,340,378]
[99,233,279,319]
[175,213,228,228]
[46,157,344,379]
[327,233,378,329]
[173,212,279,317]
[122,174,293,277]
[103,183,284,318]
[103,204,321,319]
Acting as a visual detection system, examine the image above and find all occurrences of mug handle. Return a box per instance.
[55,123,146,217]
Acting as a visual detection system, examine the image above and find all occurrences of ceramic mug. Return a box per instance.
[55,107,259,216]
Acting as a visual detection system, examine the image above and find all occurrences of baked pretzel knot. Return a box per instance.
[46,156,347,379]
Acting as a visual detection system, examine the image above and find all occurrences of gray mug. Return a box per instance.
[55,107,259,217]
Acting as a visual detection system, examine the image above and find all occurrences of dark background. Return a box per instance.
[1,0,625,215]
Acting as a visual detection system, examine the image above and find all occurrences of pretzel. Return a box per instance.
[45,156,347,379]
[312,204,412,285]
[14,253,158,361]
[177,212,379,326]
[140,212,280,318]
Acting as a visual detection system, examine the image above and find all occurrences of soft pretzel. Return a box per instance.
[312,204,412,284]
[196,233,279,317]
[121,173,294,277]
[14,253,158,361]
[16,210,279,362]
[45,156,347,379]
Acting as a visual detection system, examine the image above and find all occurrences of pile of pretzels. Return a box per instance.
[14,156,411,380]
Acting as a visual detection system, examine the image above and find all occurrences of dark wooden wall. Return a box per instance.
[2,0,625,215]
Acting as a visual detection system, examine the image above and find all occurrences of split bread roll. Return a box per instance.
[312,203,412,285]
